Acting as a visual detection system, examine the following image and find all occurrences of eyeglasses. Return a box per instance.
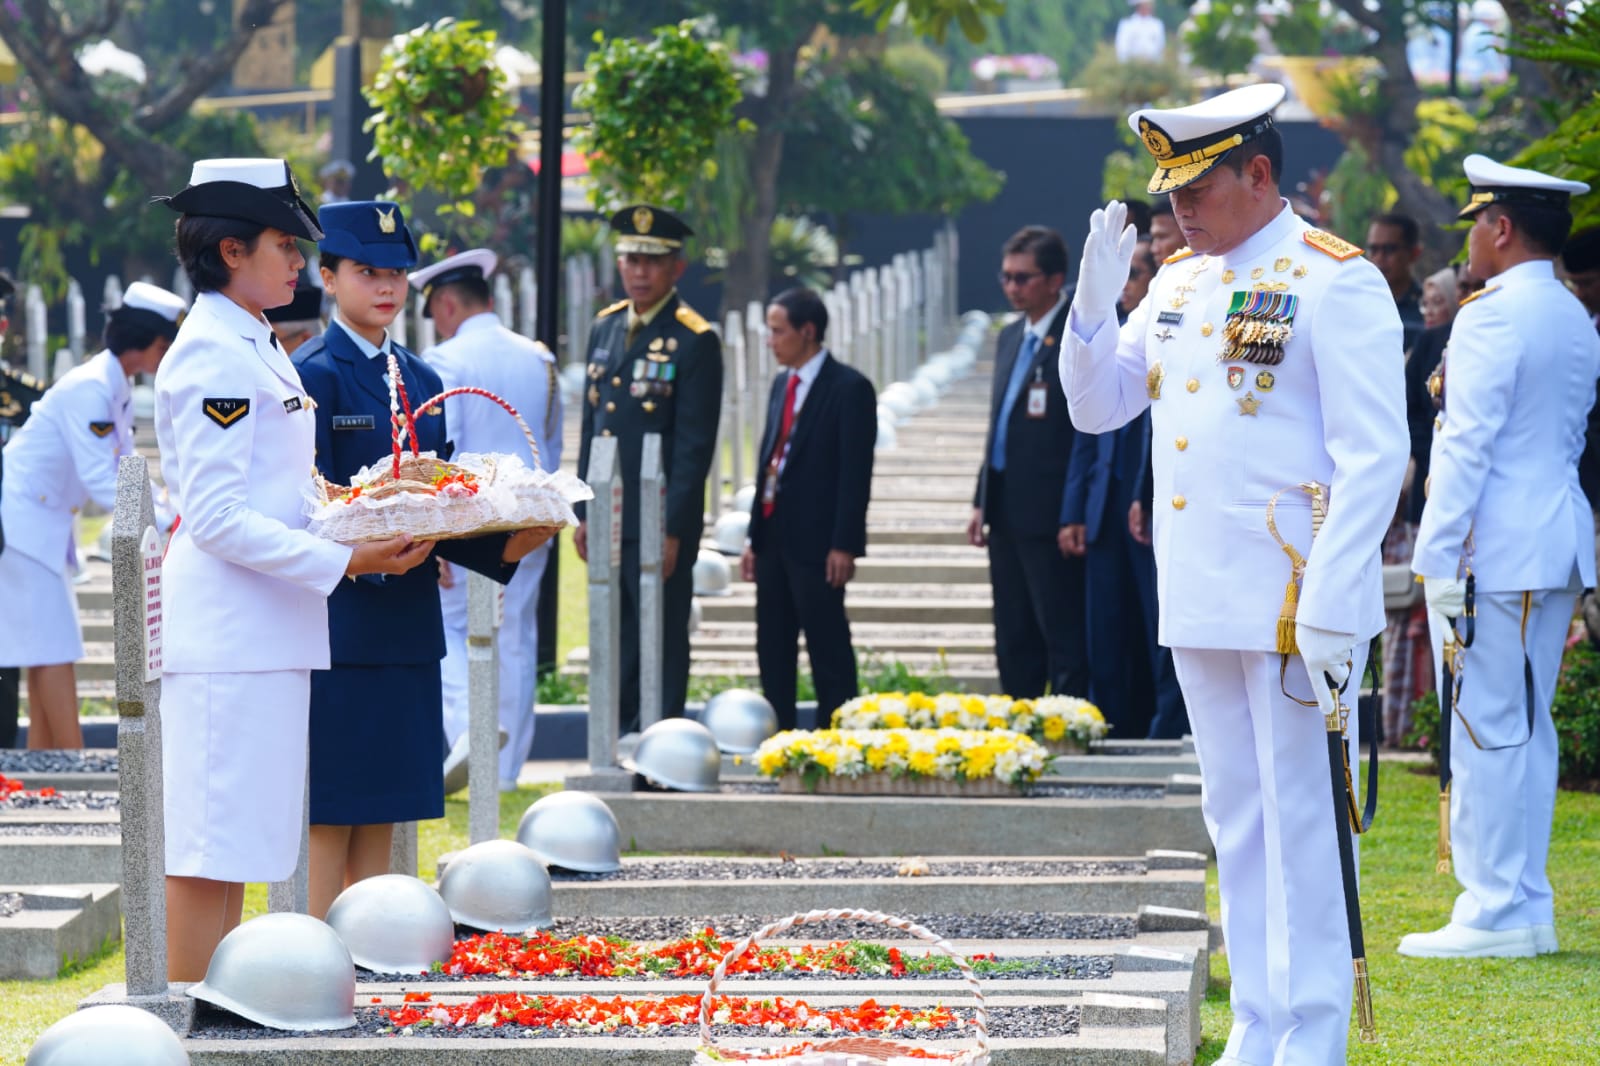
[1365,243,1408,256]
[997,271,1041,286]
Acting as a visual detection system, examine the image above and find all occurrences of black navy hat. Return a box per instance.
[264,281,325,324]
[609,204,693,255]
[1131,84,1286,195]
[158,158,323,241]
[408,248,497,318]
[317,200,419,269]
[1458,154,1591,220]
[109,281,188,341]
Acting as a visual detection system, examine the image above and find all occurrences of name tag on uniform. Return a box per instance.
[1026,382,1048,418]
[282,396,303,414]
[333,414,375,431]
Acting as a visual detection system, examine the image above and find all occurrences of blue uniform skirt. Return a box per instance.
[308,662,447,825]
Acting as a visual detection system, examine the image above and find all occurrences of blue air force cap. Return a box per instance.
[316,201,420,269]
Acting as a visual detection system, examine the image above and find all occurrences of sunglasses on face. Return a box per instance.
[998,271,1041,286]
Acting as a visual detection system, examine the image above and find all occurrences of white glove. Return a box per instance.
[1296,622,1355,689]
[1075,200,1139,326]
[1422,575,1468,618]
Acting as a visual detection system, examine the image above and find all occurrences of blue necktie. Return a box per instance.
[992,330,1040,472]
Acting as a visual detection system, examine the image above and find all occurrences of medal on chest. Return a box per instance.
[1221,289,1299,365]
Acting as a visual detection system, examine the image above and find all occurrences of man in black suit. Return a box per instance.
[967,226,1089,700]
[741,288,876,731]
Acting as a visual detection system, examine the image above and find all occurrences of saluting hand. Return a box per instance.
[1077,200,1139,326]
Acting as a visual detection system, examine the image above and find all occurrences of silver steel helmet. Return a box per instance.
[700,688,778,754]
[710,510,750,556]
[324,874,456,974]
[693,549,732,596]
[187,913,356,1031]
[732,483,757,514]
[437,839,553,932]
[26,1005,189,1066]
[515,791,622,873]
[620,717,721,791]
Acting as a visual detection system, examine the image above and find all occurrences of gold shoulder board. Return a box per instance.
[1459,284,1501,308]
[1163,247,1196,264]
[598,298,630,318]
[1302,229,1363,261]
[675,304,711,334]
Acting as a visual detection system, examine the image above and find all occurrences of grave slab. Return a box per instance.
[0,883,122,979]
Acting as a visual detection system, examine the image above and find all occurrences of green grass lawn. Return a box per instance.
[1196,760,1600,1064]
[5,763,1595,1064]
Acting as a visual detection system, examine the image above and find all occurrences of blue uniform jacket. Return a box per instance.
[293,326,514,665]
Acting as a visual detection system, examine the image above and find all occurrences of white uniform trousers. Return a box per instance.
[1172,645,1366,1066]
[1430,585,1575,932]
[441,542,550,785]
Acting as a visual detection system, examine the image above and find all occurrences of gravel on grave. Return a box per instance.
[541,913,1137,943]
[552,858,1146,883]
[363,953,1113,985]
[0,791,120,811]
[188,1004,1080,1041]
[722,782,1164,801]
[0,893,21,919]
[0,821,120,837]
[0,751,118,774]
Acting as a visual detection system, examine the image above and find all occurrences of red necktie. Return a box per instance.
[762,373,801,518]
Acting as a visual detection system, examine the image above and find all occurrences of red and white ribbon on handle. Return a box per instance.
[386,351,420,478]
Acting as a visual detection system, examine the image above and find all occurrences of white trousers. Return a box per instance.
[440,543,549,784]
[1173,646,1365,1066]
[1430,586,1575,931]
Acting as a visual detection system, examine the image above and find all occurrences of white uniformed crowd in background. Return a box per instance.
[1,75,1598,1061]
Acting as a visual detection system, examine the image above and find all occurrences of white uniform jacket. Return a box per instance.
[1062,203,1408,649]
[1413,259,1600,592]
[0,349,165,572]
[154,291,350,673]
[423,311,563,473]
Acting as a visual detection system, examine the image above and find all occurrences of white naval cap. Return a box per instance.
[408,248,497,318]
[110,281,188,339]
[1458,153,1591,218]
[1129,83,1287,195]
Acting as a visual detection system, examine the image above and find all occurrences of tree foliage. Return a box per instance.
[572,19,747,211]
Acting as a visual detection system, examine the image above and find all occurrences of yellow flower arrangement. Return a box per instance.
[831,691,1109,747]
[753,728,1053,790]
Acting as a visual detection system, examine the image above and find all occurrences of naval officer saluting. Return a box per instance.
[0,282,186,748]
[1401,157,1599,960]
[153,158,433,980]
[1060,84,1407,1065]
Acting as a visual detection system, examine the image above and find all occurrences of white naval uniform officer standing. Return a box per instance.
[1061,84,1406,1066]
[153,158,432,982]
[411,249,563,790]
[0,282,185,749]
[1401,156,1598,960]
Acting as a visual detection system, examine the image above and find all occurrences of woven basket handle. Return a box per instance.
[414,387,541,470]
[696,907,989,1059]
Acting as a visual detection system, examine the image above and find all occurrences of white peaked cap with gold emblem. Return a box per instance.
[408,248,498,319]
[1129,83,1287,195]
[1458,153,1590,218]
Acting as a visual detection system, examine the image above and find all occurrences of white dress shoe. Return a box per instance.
[1397,922,1536,958]
[1534,924,1558,955]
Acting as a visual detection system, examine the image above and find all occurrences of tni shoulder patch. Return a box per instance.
[88,421,115,438]
[598,298,630,318]
[203,397,250,429]
[1302,229,1363,261]
[1459,284,1500,308]
[1163,247,1196,265]
[675,304,711,334]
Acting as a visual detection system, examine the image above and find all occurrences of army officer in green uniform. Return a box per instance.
[575,205,724,733]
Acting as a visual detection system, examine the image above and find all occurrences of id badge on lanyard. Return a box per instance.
[1025,367,1047,418]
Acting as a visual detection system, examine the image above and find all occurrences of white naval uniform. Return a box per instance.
[0,349,173,665]
[154,291,350,882]
[425,311,562,784]
[1413,259,1600,934]
[1063,203,1407,1066]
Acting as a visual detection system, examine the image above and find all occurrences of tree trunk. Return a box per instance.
[718,35,803,321]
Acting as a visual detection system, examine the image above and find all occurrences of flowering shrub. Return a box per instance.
[755,728,1052,789]
[831,691,1108,747]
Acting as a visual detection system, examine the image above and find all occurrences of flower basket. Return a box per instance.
[755,729,1052,793]
[831,693,1108,750]
[306,353,592,543]
[691,908,990,1065]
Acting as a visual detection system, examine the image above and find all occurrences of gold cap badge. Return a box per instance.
[376,206,396,234]
[633,206,654,235]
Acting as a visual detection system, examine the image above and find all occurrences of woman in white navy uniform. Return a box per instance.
[1403,157,1599,960]
[153,159,433,980]
[0,282,186,748]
